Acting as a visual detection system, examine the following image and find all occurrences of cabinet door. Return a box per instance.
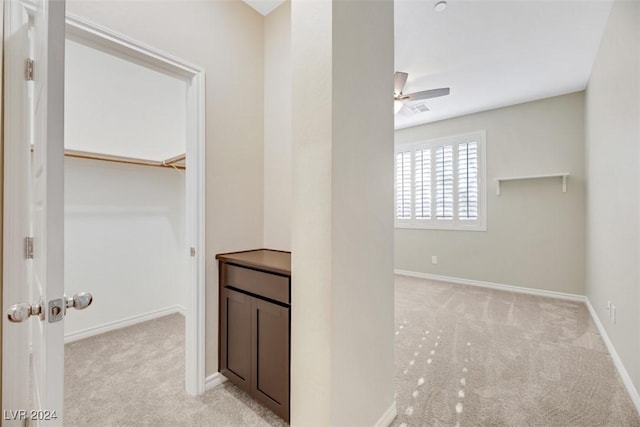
[251,298,290,420]
[220,288,252,392]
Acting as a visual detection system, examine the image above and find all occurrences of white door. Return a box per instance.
[3,0,66,425]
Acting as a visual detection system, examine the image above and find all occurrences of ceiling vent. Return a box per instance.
[412,103,430,113]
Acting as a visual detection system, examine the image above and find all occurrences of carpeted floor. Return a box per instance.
[64,314,286,427]
[65,276,640,426]
[392,275,640,427]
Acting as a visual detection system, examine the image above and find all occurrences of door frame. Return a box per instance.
[0,0,6,412]
[64,15,207,396]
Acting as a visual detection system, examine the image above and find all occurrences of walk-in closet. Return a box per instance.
[62,35,190,422]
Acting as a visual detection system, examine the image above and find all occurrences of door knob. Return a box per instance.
[8,293,92,323]
[65,292,93,311]
[7,303,42,323]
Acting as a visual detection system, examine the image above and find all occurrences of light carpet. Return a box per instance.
[65,276,640,426]
[392,275,639,426]
[64,314,286,426]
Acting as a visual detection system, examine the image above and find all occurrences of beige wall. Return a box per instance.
[66,0,265,376]
[264,1,292,251]
[290,0,395,424]
[291,0,332,419]
[0,0,4,406]
[585,0,640,395]
[395,92,586,295]
[330,2,395,423]
[291,1,332,419]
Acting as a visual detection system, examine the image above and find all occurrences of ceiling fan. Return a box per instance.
[394,71,450,115]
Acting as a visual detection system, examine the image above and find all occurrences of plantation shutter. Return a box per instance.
[458,141,479,220]
[395,151,412,219]
[395,131,485,230]
[415,148,431,219]
[435,145,453,219]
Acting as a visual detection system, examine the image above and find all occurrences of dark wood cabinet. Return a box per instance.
[220,288,252,391]
[252,298,289,412]
[217,250,291,422]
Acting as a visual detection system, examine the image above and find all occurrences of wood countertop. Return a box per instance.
[215,249,291,276]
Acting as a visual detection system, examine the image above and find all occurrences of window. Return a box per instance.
[395,131,486,231]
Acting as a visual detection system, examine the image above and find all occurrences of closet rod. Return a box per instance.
[64,149,186,170]
[163,153,186,165]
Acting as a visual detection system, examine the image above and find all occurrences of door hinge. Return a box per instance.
[190,247,196,257]
[25,58,34,81]
[24,237,34,259]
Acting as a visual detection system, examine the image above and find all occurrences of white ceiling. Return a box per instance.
[395,0,613,129]
[243,0,285,16]
[246,0,613,130]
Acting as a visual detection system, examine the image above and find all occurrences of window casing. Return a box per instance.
[395,131,486,231]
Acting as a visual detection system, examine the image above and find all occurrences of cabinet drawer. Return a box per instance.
[223,264,290,305]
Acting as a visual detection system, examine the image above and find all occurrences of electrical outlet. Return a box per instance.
[611,305,616,324]
[431,255,438,265]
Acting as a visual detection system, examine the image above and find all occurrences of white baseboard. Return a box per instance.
[176,304,187,316]
[395,269,586,302]
[64,305,185,343]
[585,299,640,415]
[373,400,397,427]
[205,373,228,391]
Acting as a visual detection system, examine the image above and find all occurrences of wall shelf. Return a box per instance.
[494,173,569,196]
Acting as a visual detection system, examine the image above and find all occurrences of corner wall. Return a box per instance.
[66,0,265,376]
[290,0,395,424]
[585,0,640,397]
[395,92,586,295]
[264,1,292,251]
[331,2,395,423]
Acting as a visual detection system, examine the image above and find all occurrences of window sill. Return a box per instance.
[394,222,487,232]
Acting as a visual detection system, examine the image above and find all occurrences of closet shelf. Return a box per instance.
[64,149,186,170]
[494,173,569,196]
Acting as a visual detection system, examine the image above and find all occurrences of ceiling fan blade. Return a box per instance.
[403,87,450,101]
[394,72,408,95]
